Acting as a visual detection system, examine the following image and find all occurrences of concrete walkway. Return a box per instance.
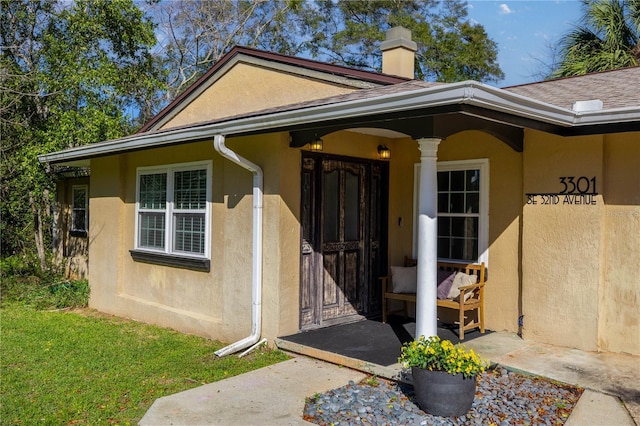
[139,357,366,425]
[140,331,639,425]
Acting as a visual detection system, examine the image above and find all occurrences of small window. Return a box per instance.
[413,159,489,264]
[135,161,211,258]
[437,168,481,261]
[71,185,88,233]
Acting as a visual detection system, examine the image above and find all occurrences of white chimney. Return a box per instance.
[381,26,417,79]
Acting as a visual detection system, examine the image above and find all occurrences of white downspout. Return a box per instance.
[213,135,264,357]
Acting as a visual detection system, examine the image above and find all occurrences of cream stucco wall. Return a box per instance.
[600,133,640,354]
[88,135,306,343]
[86,122,638,355]
[522,132,604,351]
[86,130,396,343]
[90,143,232,339]
[160,62,358,130]
[438,131,523,334]
[521,130,640,355]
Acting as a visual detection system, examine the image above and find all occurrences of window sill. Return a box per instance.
[129,250,210,272]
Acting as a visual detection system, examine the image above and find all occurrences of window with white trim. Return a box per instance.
[413,159,489,264]
[71,185,88,233]
[135,161,211,258]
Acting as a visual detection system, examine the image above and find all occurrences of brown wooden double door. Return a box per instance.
[300,153,388,329]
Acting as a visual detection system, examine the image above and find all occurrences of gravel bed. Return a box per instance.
[303,366,583,425]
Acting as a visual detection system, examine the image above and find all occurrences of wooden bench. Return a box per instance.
[380,258,486,340]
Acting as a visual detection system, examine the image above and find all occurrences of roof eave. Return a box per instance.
[38,82,640,166]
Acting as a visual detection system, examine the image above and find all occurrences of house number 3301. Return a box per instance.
[559,176,597,195]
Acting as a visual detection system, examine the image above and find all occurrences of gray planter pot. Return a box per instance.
[411,367,477,417]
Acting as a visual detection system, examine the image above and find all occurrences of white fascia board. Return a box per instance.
[460,83,576,125]
[573,106,640,125]
[38,81,640,166]
[38,122,230,164]
[473,82,640,127]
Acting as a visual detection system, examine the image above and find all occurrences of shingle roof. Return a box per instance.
[504,67,640,110]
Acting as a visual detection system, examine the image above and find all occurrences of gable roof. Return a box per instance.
[139,46,411,133]
[504,67,640,110]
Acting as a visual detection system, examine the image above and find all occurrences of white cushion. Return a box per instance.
[390,266,417,293]
[447,272,478,301]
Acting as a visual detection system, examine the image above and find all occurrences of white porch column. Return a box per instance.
[415,137,441,339]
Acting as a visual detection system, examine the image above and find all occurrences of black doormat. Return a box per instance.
[279,317,485,367]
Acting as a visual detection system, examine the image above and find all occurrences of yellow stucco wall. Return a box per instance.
[438,132,523,334]
[88,136,307,343]
[522,130,640,355]
[90,144,232,339]
[600,133,640,354]
[386,137,420,265]
[86,124,638,356]
[522,132,603,351]
[160,62,358,130]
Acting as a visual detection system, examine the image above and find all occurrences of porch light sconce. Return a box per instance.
[378,144,391,160]
[309,136,324,152]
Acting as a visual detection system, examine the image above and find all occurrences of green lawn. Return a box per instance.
[1,304,289,425]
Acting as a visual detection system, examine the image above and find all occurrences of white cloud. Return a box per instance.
[499,4,514,14]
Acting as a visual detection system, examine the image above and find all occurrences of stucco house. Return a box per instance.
[41,28,640,357]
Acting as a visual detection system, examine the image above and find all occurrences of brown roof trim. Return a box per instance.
[138,46,411,133]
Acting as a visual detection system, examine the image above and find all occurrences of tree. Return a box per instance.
[0,0,163,269]
[148,0,503,100]
[146,0,303,103]
[551,0,640,78]
[302,0,503,83]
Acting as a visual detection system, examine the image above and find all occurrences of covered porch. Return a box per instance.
[290,92,525,337]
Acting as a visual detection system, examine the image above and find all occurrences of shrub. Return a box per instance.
[0,268,89,310]
[0,254,37,277]
[399,335,488,378]
[47,279,90,309]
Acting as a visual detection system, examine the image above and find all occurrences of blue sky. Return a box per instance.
[467,1,585,87]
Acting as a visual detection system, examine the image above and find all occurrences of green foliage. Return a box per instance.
[0,260,90,309]
[1,305,289,424]
[399,335,488,378]
[0,0,164,266]
[552,0,640,77]
[0,254,37,277]
[364,375,380,387]
[278,0,504,82]
[151,0,503,94]
[2,0,502,271]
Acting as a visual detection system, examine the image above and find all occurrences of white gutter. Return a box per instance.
[38,81,640,166]
[212,135,264,357]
